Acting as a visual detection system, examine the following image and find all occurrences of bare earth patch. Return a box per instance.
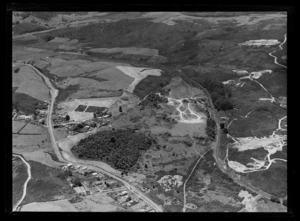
[21,200,77,211]
[116,66,162,93]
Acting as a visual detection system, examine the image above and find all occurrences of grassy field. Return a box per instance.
[20,123,44,134]
[21,161,75,206]
[13,92,45,115]
[186,152,245,212]
[255,71,287,98]
[13,65,50,102]
[13,66,43,87]
[229,110,278,137]
[13,121,27,133]
[241,161,286,198]
[55,84,80,103]
[13,156,28,208]
[13,123,63,166]
[228,147,269,165]
[16,80,49,102]
[13,22,47,35]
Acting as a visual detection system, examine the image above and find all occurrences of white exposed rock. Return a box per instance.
[238,190,258,212]
[232,70,249,75]
[157,175,183,191]
[239,39,280,47]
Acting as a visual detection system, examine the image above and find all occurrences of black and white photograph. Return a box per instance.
[9,8,291,213]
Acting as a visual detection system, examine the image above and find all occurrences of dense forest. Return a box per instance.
[71,129,153,171]
[206,118,216,139]
[178,69,234,111]
[200,78,233,111]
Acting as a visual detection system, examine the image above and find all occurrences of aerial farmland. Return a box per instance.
[11,11,288,213]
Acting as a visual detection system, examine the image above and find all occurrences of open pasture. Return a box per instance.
[16,79,50,102]
[150,121,206,138]
[48,58,132,78]
[76,97,119,107]
[13,125,62,167]
[13,134,48,147]
[13,121,27,133]
[115,66,162,93]
[229,110,277,137]
[13,65,43,87]
[13,47,56,61]
[88,67,134,90]
[21,200,77,212]
[57,97,118,121]
[88,47,159,56]
[20,123,44,134]
[13,145,62,168]
[71,111,94,122]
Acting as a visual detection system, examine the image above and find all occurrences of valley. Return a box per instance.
[11,11,287,213]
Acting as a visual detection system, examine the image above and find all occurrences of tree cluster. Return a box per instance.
[180,71,234,111]
[140,93,168,108]
[206,118,216,139]
[200,78,233,111]
[71,129,153,171]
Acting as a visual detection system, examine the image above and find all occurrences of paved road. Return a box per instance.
[22,63,163,212]
[12,154,32,211]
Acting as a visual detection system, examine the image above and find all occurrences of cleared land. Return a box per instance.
[57,97,118,122]
[116,66,161,93]
[13,124,62,167]
[229,110,278,137]
[21,200,77,211]
[13,65,50,102]
[18,123,44,134]
[13,121,27,133]
[88,47,159,56]
[16,80,49,102]
[13,66,43,87]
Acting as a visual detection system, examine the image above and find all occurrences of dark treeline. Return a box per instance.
[139,93,168,108]
[206,118,216,139]
[178,69,233,111]
[71,129,153,171]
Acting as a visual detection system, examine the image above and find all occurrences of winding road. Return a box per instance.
[268,33,287,69]
[19,63,163,212]
[12,154,32,211]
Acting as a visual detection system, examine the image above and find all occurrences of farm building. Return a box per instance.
[73,186,86,194]
[18,114,33,120]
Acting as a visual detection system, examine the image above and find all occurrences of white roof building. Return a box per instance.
[120,191,128,196]
[74,186,85,194]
